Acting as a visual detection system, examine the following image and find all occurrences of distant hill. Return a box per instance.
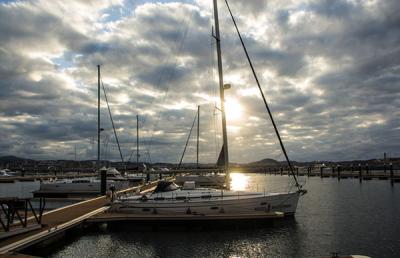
[0,155,32,162]
[1,154,398,168]
[247,158,280,167]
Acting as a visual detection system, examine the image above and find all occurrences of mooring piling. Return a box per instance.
[390,163,394,180]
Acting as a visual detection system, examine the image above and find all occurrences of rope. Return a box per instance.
[224,0,301,190]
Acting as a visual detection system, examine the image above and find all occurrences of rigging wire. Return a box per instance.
[224,0,301,190]
[100,76,126,171]
[178,110,198,169]
[146,20,192,157]
[101,134,109,161]
[137,10,194,160]
[128,148,135,162]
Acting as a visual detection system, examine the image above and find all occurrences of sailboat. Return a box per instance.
[174,105,226,187]
[110,0,306,217]
[35,66,130,198]
[126,115,149,183]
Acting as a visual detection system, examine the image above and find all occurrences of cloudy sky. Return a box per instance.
[0,0,399,163]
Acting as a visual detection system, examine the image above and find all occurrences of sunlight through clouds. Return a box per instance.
[0,0,399,161]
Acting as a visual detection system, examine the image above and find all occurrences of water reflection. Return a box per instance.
[43,175,400,258]
[229,172,249,191]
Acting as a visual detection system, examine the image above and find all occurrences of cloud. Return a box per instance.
[0,0,399,162]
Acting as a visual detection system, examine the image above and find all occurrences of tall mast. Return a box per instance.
[97,65,101,168]
[197,105,200,169]
[213,0,229,174]
[136,114,139,168]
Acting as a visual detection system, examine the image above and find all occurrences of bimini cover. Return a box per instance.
[182,181,196,190]
[153,181,179,193]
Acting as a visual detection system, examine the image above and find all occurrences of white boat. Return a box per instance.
[0,169,18,177]
[111,0,306,217]
[0,170,11,177]
[126,164,163,183]
[126,173,146,182]
[99,167,127,181]
[35,167,129,196]
[111,181,300,215]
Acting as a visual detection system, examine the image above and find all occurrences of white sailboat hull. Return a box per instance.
[112,191,300,216]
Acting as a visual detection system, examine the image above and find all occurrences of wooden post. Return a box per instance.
[296,167,299,176]
[390,163,394,180]
[197,105,200,169]
[358,163,362,181]
[280,167,283,176]
[137,115,140,171]
[100,169,106,195]
[307,167,310,177]
[384,163,386,173]
[366,164,369,175]
[332,166,335,176]
[337,165,341,181]
[97,65,101,170]
[320,166,324,178]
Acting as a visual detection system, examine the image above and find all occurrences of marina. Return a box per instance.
[0,174,295,257]
[0,174,397,257]
[0,180,161,255]
[0,0,399,257]
[242,166,400,182]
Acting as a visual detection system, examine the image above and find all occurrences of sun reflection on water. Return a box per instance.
[229,172,249,191]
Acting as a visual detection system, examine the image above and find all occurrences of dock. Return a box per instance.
[248,166,400,182]
[0,181,159,255]
[0,173,96,184]
[0,178,286,256]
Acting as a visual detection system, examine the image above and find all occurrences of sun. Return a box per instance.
[225,98,243,121]
[230,172,249,191]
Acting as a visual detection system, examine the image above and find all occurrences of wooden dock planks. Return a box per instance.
[0,180,162,253]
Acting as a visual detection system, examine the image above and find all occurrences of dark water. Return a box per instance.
[44,174,399,258]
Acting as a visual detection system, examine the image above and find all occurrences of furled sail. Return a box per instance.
[216,144,225,167]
